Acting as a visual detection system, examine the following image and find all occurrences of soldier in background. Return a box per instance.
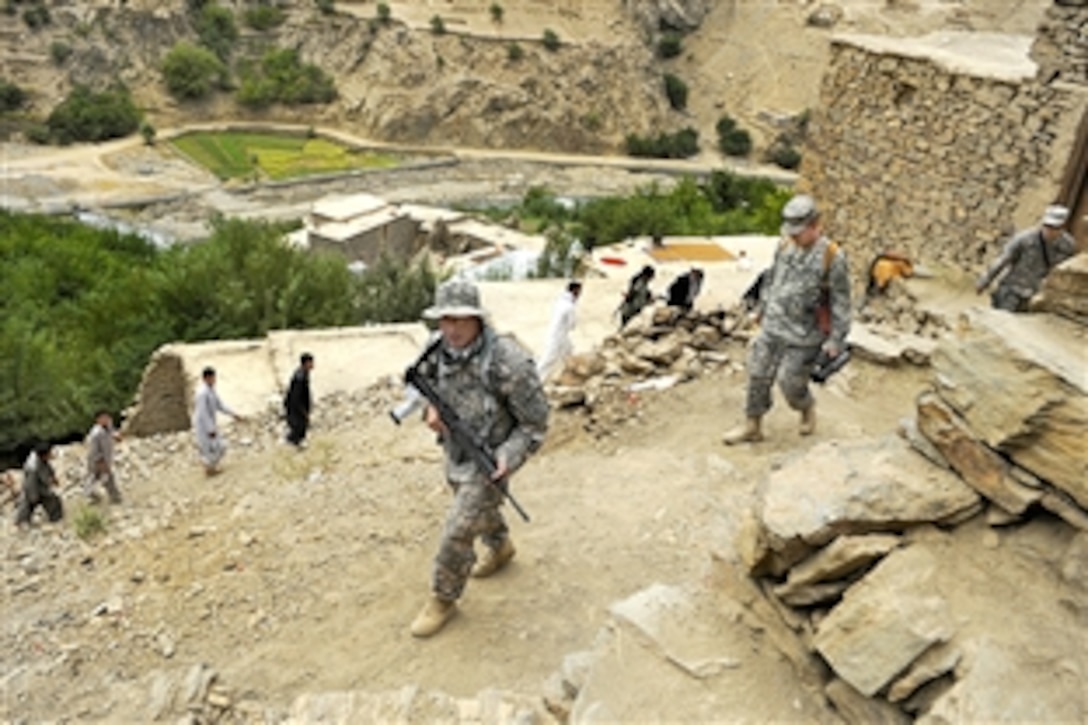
[85,409,123,504]
[976,205,1076,312]
[409,279,549,638]
[722,194,851,445]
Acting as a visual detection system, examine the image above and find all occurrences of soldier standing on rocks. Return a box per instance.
[976,204,1076,312]
[84,409,123,504]
[284,353,314,448]
[192,367,244,477]
[722,194,851,445]
[15,442,63,528]
[409,279,549,638]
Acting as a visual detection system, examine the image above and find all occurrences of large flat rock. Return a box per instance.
[814,546,953,697]
[745,436,980,576]
[1034,252,1088,323]
[931,308,1088,508]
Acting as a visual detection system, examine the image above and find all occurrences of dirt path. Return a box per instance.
[1,353,928,720]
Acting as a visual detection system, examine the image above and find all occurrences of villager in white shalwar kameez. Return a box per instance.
[193,381,235,468]
[537,289,578,381]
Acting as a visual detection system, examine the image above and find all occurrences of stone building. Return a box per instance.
[302,193,421,267]
[801,0,1088,274]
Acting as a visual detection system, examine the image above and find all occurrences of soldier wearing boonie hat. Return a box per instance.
[409,278,549,638]
[976,204,1076,312]
[723,194,852,445]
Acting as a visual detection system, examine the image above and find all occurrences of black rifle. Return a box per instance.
[404,344,531,523]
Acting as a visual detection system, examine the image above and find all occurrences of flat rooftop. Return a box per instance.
[832,31,1037,83]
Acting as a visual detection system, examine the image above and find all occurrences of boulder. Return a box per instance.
[887,643,961,703]
[930,308,1088,508]
[814,546,954,697]
[1032,252,1088,323]
[632,338,684,366]
[747,436,980,576]
[916,392,1043,515]
[807,4,846,29]
[775,534,901,602]
[848,323,938,366]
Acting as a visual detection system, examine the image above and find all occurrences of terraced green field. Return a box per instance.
[171,131,399,181]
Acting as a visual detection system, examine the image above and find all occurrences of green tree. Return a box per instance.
[430,15,445,34]
[376,2,391,24]
[542,29,560,51]
[46,86,142,144]
[197,3,238,61]
[49,41,73,65]
[140,121,156,146]
[489,2,503,23]
[162,42,227,100]
[244,4,285,30]
[657,33,682,59]
[355,254,445,323]
[507,42,523,62]
[663,73,688,110]
[316,0,335,14]
[237,48,337,109]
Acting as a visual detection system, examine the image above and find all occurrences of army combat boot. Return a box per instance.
[799,404,816,436]
[722,417,763,445]
[410,596,457,638]
[471,539,516,578]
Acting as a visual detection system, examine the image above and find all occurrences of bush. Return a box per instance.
[489,2,503,22]
[22,4,50,29]
[162,42,227,100]
[542,28,560,51]
[766,141,802,170]
[716,115,752,157]
[197,3,238,61]
[49,41,73,66]
[355,254,445,323]
[625,127,699,159]
[0,79,26,112]
[315,0,335,14]
[507,42,523,62]
[74,505,107,541]
[46,86,142,145]
[140,121,156,146]
[376,2,391,24]
[430,15,445,34]
[657,33,682,59]
[663,73,688,111]
[244,5,285,31]
[237,48,337,108]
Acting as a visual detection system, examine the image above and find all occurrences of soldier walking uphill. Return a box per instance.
[409,279,549,638]
[722,195,851,445]
[976,205,1076,312]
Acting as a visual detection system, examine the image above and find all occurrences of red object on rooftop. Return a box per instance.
[599,256,627,266]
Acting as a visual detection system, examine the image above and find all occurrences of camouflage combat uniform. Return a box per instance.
[747,236,851,417]
[418,326,549,602]
[977,228,1075,312]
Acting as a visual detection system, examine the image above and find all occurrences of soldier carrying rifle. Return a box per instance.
[406,279,549,638]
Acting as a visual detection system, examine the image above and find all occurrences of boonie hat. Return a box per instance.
[422,278,487,320]
[781,194,819,237]
[1041,205,1070,228]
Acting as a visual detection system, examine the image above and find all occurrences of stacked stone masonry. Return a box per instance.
[803,29,1088,275]
[1032,0,1088,86]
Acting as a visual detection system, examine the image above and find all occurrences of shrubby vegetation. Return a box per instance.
[244,4,286,31]
[49,41,73,66]
[542,29,560,51]
[663,73,688,111]
[162,42,228,100]
[237,48,337,108]
[476,174,789,250]
[657,33,682,59]
[716,115,752,157]
[45,85,142,144]
[489,2,503,23]
[195,2,238,62]
[0,212,441,451]
[0,78,26,113]
[625,127,699,159]
[315,0,336,15]
[507,42,524,62]
[430,15,446,34]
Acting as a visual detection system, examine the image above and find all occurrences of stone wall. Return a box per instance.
[801,28,1088,274]
[1032,0,1088,86]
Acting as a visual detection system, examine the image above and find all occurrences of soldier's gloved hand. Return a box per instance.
[823,343,840,359]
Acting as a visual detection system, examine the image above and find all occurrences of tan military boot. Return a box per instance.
[410,596,456,638]
[799,404,816,436]
[722,417,763,445]
[471,539,516,579]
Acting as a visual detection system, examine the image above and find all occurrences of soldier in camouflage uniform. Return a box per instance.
[723,195,851,445]
[409,279,549,638]
[976,205,1076,312]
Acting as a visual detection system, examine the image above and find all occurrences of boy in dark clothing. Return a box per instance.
[15,443,63,528]
[284,353,314,447]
